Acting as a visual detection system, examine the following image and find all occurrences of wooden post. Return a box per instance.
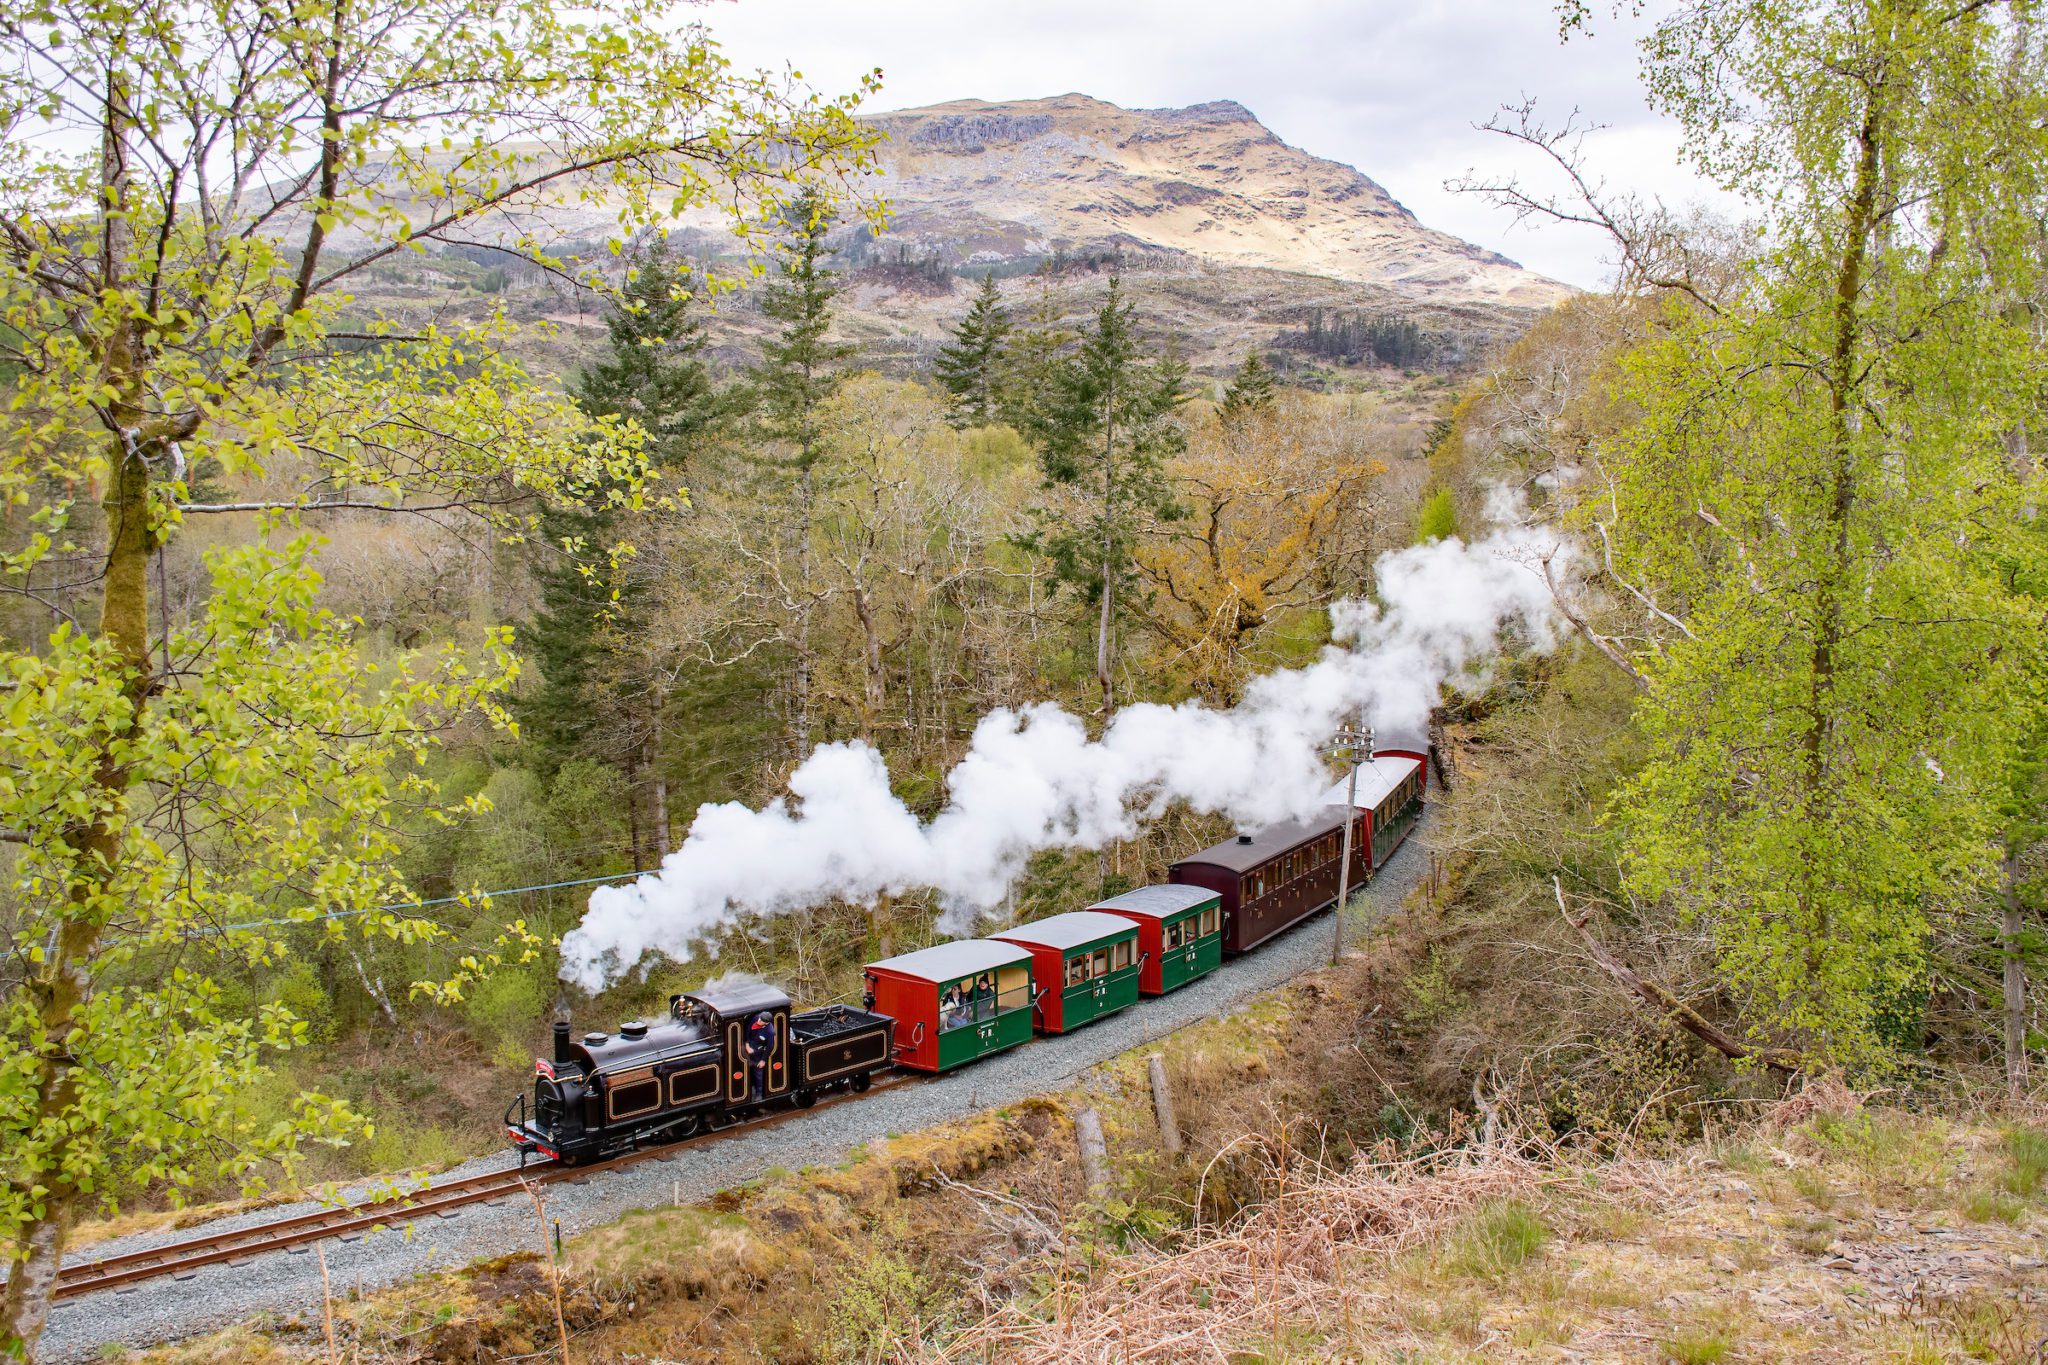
[1147,1054,1182,1157]
[1074,1107,1109,1197]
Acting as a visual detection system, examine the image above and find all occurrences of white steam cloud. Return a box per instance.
[558,527,1566,992]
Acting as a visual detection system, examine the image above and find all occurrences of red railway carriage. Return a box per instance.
[1169,807,1367,954]
[1320,753,1426,869]
[863,940,1036,1073]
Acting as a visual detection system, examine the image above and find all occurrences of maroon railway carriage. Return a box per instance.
[1170,751,1429,955]
[1169,808,1367,954]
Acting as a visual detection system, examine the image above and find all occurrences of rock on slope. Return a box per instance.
[859,94,1570,309]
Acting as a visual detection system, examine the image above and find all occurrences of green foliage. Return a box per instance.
[1415,487,1458,544]
[1997,1127,2048,1199]
[1216,350,1277,425]
[1580,0,2048,1068]
[1660,1329,1734,1365]
[521,246,737,772]
[933,273,1013,428]
[828,1250,942,1362]
[755,187,858,469]
[1016,276,1190,710]
[0,0,878,1345]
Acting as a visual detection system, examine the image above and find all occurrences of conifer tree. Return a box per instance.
[1217,350,1277,425]
[753,187,856,757]
[1020,276,1190,718]
[933,273,1013,427]
[521,247,732,855]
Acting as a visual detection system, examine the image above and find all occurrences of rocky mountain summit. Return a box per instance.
[857,94,1568,310]
[359,94,1569,384]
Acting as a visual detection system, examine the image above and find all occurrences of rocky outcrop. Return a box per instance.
[856,94,1570,309]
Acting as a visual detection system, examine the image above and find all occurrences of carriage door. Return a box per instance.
[767,1008,790,1095]
[724,1019,746,1103]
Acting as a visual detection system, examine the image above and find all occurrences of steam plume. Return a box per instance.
[558,528,1565,992]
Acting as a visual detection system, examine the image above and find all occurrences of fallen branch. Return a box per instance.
[1553,876,1802,1075]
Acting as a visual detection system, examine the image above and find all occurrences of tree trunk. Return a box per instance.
[0,68,154,1357]
[650,736,671,861]
[2005,853,2030,1102]
[852,583,885,733]
[792,462,815,760]
[1796,94,1884,973]
[623,748,645,870]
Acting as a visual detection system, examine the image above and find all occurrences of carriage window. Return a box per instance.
[1064,955,1088,987]
[606,1078,661,1121]
[1113,939,1132,970]
[1253,876,1264,898]
[995,964,1029,1014]
[1092,949,1110,978]
[1204,907,1221,936]
[1164,919,1185,949]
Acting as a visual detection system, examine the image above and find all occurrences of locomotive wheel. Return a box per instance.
[674,1114,703,1139]
[794,1089,817,1109]
[851,1071,872,1094]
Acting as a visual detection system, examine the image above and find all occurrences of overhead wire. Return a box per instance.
[215,869,653,934]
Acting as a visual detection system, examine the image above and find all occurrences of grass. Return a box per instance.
[1441,1199,1548,1280]
[1997,1126,2048,1198]
[1661,1328,1734,1363]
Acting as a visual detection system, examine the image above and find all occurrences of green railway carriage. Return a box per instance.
[1088,884,1224,995]
[990,911,1143,1033]
[863,940,1036,1073]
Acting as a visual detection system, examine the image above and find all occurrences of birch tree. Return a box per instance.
[0,0,874,1350]
[1479,0,2048,1067]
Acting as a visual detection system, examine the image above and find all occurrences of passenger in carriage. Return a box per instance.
[940,984,970,1029]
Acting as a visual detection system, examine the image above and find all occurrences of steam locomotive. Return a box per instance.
[506,748,1424,1165]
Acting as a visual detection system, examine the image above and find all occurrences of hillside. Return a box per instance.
[351,94,1571,384]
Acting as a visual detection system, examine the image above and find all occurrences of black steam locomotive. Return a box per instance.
[504,981,894,1164]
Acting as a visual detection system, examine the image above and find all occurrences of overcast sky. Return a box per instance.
[700,0,1721,291]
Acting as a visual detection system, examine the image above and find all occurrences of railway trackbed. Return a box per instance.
[56,1071,920,1302]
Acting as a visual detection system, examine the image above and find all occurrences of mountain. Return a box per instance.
[857,94,1568,310]
[358,95,1571,388]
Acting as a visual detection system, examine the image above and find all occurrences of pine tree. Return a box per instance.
[573,244,731,471]
[933,272,1012,427]
[756,187,855,474]
[520,245,732,858]
[753,187,856,758]
[1217,350,1277,425]
[998,266,1076,431]
[1020,276,1189,719]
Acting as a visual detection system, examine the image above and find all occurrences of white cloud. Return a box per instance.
[698,0,1728,290]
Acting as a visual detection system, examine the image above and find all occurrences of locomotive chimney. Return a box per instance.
[552,1019,572,1065]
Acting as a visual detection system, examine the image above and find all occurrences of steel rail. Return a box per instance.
[54,1071,918,1302]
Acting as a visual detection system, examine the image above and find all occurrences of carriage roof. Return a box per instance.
[992,910,1141,952]
[866,938,1033,984]
[1087,884,1221,920]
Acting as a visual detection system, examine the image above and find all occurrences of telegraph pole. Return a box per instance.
[1329,717,1372,965]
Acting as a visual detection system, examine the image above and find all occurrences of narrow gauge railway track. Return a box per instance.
[56,1071,921,1302]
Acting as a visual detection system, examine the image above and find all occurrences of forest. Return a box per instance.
[1,0,2045,1360]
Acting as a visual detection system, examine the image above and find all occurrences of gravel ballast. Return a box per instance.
[42,827,1430,1362]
